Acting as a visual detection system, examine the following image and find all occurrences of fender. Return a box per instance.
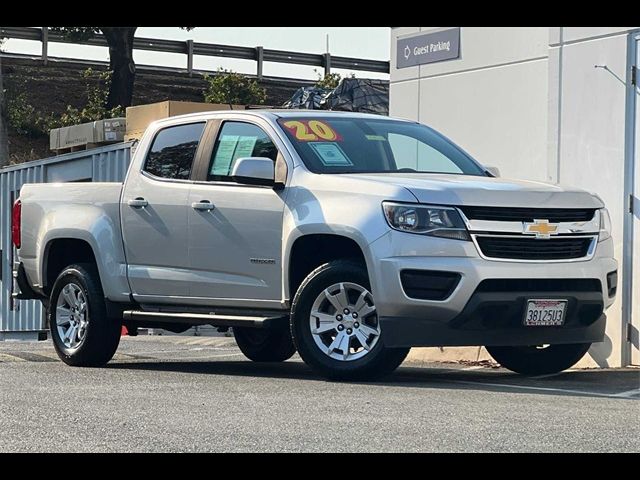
[36,203,130,302]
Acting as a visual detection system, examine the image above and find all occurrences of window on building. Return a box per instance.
[143,122,206,180]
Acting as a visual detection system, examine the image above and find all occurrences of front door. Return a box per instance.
[121,121,206,300]
[187,120,286,304]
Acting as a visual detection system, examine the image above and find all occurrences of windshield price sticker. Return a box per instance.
[309,142,353,166]
[283,120,342,142]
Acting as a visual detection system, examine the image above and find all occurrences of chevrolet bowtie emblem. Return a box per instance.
[524,219,559,239]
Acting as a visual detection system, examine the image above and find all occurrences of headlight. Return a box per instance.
[599,208,612,242]
[382,202,470,240]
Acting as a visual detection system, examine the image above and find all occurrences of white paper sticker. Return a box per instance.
[309,142,353,166]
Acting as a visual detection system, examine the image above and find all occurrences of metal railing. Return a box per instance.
[0,27,390,79]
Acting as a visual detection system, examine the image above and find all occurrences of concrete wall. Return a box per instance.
[390,26,639,368]
[551,28,632,367]
[391,27,550,181]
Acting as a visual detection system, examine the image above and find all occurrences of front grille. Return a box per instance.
[460,206,596,223]
[400,270,461,300]
[476,278,602,293]
[476,236,593,260]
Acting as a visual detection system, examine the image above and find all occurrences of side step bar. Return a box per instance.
[122,310,289,329]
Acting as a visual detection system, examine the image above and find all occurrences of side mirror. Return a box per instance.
[231,157,275,186]
[485,166,501,177]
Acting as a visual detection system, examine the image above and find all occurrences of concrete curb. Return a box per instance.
[405,346,494,366]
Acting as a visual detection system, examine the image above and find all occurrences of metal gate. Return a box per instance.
[0,143,131,340]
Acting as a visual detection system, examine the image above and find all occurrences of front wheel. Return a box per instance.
[290,260,409,381]
[486,343,591,376]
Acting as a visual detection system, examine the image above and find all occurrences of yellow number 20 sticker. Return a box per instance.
[283,120,341,142]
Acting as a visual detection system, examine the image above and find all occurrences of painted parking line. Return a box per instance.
[609,388,640,398]
[443,378,639,399]
[120,351,246,360]
[0,352,57,362]
[0,353,27,362]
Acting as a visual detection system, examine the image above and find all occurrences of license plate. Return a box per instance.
[524,299,567,326]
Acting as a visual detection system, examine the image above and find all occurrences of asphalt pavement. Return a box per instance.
[0,335,638,452]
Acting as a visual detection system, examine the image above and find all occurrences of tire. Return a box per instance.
[48,263,121,367]
[290,260,409,381]
[234,326,296,362]
[486,343,591,376]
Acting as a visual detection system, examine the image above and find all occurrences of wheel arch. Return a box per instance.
[285,231,373,302]
[42,236,100,295]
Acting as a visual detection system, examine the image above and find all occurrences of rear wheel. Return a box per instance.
[49,263,121,367]
[234,326,296,362]
[486,343,591,376]
[291,260,409,381]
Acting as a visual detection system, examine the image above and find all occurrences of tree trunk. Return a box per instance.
[102,27,137,110]
[0,54,9,167]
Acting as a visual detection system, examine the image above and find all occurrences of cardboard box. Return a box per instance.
[124,101,245,142]
[50,118,126,152]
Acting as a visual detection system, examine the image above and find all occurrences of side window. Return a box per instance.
[388,133,463,174]
[143,122,206,180]
[208,122,278,182]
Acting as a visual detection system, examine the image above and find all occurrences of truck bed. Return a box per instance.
[18,182,126,297]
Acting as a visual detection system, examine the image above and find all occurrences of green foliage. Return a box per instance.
[49,68,124,129]
[6,86,40,136]
[203,68,267,106]
[49,27,99,42]
[7,68,123,137]
[313,70,356,90]
[314,70,342,90]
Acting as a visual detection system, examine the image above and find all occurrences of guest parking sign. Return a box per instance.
[396,28,460,69]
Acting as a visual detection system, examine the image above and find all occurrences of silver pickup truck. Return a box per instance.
[12,110,617,380]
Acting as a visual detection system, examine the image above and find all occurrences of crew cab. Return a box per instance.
[12,111,618,379]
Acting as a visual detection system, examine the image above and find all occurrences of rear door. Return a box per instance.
[121,121,206,300]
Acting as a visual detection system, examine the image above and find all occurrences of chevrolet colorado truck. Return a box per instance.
[12,111,618,380]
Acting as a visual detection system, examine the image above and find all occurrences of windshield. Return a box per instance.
[276,116,485,176]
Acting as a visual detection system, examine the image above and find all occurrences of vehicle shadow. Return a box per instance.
[108,359,640,399]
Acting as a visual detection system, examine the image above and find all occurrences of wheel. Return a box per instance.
[48,263,121,367]
[290,260,409,381]
[486,343,591,376]
[234,326,296,362]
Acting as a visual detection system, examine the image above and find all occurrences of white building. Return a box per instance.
[390,27,639,367]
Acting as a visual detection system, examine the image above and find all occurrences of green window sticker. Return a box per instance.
[309,142,353,167]
[211,135,258,175]
[365,134,387,141]
[233,136,258,162]
[211,135,239,175]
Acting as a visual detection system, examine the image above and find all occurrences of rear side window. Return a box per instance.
[144,122,206,180]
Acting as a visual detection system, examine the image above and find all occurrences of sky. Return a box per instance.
[3,27,391,81]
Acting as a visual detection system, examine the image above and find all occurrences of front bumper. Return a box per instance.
[367,231,617,348]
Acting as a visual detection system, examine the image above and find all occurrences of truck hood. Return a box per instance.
[338,173,603,209]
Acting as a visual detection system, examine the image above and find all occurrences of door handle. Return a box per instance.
[128,197,148,208]
[192,200,215,211]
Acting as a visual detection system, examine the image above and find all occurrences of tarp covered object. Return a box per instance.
[321,78,389,115]
[282,87,330,110]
